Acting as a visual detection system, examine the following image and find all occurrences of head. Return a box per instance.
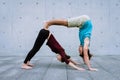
[56,54,62,62]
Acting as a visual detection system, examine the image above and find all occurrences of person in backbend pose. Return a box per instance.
[43,15,98,71]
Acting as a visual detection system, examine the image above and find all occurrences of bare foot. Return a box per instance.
[27,63,34,67]
[21,64,32,69]
[27,61,34,67]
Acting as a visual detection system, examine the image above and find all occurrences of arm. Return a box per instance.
[83,38,98,71]
[83,50,98,71]
[68,62,85,71]
[56,54,84,71]
[68,59,79,65]
[44,19,68,29]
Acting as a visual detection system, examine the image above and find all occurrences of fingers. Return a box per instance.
[89,68,98,71]
[78,68,85,71]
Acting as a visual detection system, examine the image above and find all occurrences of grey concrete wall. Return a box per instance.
[0,0,120,56]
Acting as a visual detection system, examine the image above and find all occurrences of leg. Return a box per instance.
[83,37,90,66]
[22,29,49,69]
[44,19,68,29]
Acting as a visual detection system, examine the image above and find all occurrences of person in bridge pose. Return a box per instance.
[43,15,98,71]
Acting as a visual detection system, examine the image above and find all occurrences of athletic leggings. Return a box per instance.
[24,29,49,63]
[24,29,70,64]
[46,34,70,64]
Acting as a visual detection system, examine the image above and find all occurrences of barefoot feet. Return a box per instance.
[21,64,32,69]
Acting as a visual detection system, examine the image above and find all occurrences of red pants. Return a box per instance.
[46,34,70,64]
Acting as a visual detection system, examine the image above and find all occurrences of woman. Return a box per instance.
[43,15,98,71]
[21,29,84,71]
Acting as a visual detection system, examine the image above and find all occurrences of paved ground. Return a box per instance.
[0,55,120,80]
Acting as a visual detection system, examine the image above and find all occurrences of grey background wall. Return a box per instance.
[0,0,120,56]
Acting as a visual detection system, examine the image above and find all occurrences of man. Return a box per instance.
[44,15,98,71]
